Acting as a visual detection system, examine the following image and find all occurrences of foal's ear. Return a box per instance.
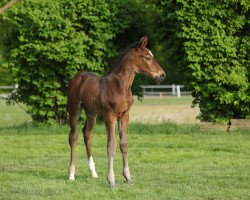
[138,36,148,49]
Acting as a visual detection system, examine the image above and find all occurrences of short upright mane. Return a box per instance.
[105,41,140,75]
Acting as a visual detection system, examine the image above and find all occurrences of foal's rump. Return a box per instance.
[66,72,86,112]
[66,72,101,114]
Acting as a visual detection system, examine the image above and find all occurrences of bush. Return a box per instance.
[155,0,250,123]
[1,0,147,123]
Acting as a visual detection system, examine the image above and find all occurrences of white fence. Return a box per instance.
[0,84,190,98]
[0,85,18,98]
[0,85,18,91]
[0,86,16,90]
[141,84,191,98]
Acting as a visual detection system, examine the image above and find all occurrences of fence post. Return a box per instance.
[143,86,146,95]
[177,85,181,98]
[172,84,176,96]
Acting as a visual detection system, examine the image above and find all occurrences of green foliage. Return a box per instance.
[1,0,147,123]
[148,0,186,84]
[0,68,14,94]
[2,0,249,123]
[0,11,14,87]
[155,0,250,122]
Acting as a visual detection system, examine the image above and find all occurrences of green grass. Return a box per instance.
[0,100,32,128]
[0,99,250,199]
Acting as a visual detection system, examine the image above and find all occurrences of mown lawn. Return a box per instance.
[0,123,249,200]
[0,100,32,128]
[0,99,249,199]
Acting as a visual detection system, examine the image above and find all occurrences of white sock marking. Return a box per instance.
[88,156,98,178]
[69,173,75,181]
[69,165,75,181]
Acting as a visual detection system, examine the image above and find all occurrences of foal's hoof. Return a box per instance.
[90,171,98,178]
[69,174,75,181]
[123,172,132,184]
[92,173,98,178]
[109,182,116,188]
[107,178,116,188]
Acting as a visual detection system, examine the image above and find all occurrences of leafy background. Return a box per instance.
[0,0,249,123]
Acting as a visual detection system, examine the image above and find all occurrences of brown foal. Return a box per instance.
[67,36,165,187]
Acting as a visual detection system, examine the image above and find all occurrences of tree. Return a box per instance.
[154,0,250,122]
[0,0,20,14]
[0,1,19,87]
[1,0,147,123]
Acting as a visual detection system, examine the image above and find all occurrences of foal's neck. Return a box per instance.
[108,59,136,91]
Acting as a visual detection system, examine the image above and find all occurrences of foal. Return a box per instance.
[67,36,165,187]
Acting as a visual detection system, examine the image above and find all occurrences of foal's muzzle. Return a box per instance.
[155,72,166,84]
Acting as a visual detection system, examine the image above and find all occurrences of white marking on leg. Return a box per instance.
[69,174,75,181]
[88,156,98,178]
[123,167,131,180]
[108,156,115,187]
[69,165,75,181]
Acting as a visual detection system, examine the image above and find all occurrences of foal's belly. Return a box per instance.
[81,93,102,115]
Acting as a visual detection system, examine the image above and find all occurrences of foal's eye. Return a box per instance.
[145,57,151,61]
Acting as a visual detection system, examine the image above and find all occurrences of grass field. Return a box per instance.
[0,98,250,199]
[0,100,32,128]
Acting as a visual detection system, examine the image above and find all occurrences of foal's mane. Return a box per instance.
[105,41,140,75]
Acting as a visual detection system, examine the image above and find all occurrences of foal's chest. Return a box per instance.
[102,91,134,116]
[100,76,134,116]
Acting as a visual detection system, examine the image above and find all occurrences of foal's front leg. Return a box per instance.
[104,115,117,188]
[118,112,132,183]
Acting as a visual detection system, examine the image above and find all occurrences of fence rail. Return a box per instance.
[141,84,191,98]
[0,85,18,98]
[0,84,191,98]
[0,86,16,89]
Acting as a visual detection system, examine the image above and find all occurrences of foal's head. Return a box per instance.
[132,36,165,83]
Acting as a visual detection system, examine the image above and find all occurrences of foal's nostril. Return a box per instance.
[161,73,166,80]
[154,73,166,84]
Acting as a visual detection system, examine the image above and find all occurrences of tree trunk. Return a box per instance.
[0,0,19,14]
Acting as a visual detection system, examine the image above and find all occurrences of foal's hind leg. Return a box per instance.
[105,115,117,188]
[83,114,98,178]
[68,104,81,181]
[118,112,132,183]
